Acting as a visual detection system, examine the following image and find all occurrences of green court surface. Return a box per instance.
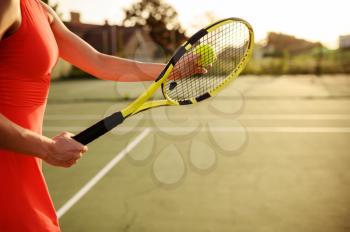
[43,75,350,232]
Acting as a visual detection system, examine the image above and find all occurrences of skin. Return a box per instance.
[0,0,206,168]
[0,114,86,168]
[0,0,20,40]
[40,2,206,81]
[0,0,88,168]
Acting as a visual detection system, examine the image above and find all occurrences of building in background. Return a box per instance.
[339,35,350,49]
[65,12,165,62]
[53,12,178,79]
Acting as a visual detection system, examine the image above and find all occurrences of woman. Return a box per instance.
[0,0,205,231]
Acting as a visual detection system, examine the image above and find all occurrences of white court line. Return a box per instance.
[45,126,350,133]
[56,128,151,219]
[45,114,350,120]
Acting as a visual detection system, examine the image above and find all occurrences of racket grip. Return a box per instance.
[72,112,125,145]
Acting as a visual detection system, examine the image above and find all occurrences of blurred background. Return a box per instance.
[42,0,350,231]
[45,0,350,79]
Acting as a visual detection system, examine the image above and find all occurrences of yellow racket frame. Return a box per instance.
[73,18,254,145]
[123,17,254,118]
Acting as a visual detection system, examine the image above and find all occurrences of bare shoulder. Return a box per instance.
[0,0,16,19]
[39,1,56,24]
[0,0,20,18]
[0,0,20,40]
[0,0,12,12]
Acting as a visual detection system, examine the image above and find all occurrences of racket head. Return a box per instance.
[160,18,254,105]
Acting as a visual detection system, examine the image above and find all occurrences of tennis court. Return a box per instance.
[43,75,350,232]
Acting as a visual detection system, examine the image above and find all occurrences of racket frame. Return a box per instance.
[73,17,254,144]
[125,17,254,117]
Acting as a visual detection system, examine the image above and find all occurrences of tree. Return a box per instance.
[265,32,320,56]
[123,0,186,55]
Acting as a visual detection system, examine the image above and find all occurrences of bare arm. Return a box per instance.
[0,2,87,167]
[40,3,164,82]
[0,114,49,157]
[0,114,87,167]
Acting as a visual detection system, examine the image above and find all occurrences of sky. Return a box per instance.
[51,0,350,48]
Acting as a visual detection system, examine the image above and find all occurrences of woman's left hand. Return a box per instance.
[170,53,210,80]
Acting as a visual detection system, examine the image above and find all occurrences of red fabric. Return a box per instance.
[0,0,60,231]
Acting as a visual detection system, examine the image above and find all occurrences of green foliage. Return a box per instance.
[123,0,186,55]
[265,32,320,56]
[244,32,350,75]
[243,49,350,75]
[335,49,350,73]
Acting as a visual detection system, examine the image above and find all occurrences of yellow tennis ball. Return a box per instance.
[193,44,217,66]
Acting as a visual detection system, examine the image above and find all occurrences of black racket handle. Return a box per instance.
[72,112,125,145]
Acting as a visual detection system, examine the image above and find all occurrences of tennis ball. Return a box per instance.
[193,44,217,66]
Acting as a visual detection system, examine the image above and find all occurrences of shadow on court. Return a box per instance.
[44,75,350,232]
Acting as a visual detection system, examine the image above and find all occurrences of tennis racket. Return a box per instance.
[73,18,254,145]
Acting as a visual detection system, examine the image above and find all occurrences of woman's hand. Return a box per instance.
[43,132,88,168]
[170,53,209,80]
[0,114,88,168]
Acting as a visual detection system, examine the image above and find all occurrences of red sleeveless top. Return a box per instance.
[0,0,60,231]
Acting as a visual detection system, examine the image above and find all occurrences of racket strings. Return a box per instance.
[165,21,250,101]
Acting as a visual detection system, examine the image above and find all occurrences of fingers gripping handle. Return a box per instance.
[72,112,125,145]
